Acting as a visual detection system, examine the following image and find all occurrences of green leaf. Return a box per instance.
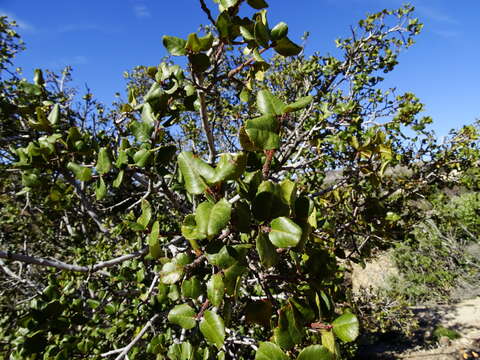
[167,342,194,360]
[332,313,359,342]
[296,345,333,360]
[168,304,197,329]
[283,96,313,113]
[255,342,289,360]
[212,152,247,183]
[67,162,92,182]
[273,303,304,349]
[186,32,214,53]
[178,152,215,194]
[274,36,302,56]
[96,147,112,175]
[271,22,288,40]
[254,18,270,48]
[220,0,239,8]
[160,262,184,284]
[181,276,202,299]
[256,232,279,268]
[256,90,286,116]
[181,214,203,240]
[245,115,280,150]
[47,104,60,124]
[95,177,107,200]
[223,262,247,296]
[269,217,302,248]
[113,170,124,188]
[247,0,268,10]
[199,311,225,349]
[149,221,163,259]
[207,273,225,307]
[137,199,152,229]
[239,126,261,151]
[133,149,152,167]
[321,330,339,358]
[163,35,187,56]
[196,199,232,240]
[252,191,289,221]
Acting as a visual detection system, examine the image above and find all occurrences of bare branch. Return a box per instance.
[0,247,148,273]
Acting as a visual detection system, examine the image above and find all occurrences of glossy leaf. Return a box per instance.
[256,89,286,116]
[245,115,280,150]
[196,199,232,240]
[168,304,196,329]
[177,152,215,194]
[133,149,152,167]
[181,276,202,299]
[296,345,333,360]
[255,342,288,360]
[269,217,302,248]
[199,311,225,349]
[186,32,214,53]
[271,22,288,40]
[95,178,107,201]
[163,35,187,56]
[96,147,112,175]
[220,0,239,9]
[149,221,163,259]
[137,199,152,229]
[160,262,184,284]
[207,273,225,307]
[332,313,359,342]
[212,152,247,183]
[284,96,313,113]
[47,104,60,124]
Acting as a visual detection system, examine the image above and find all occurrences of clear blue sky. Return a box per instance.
[1,0,479,137]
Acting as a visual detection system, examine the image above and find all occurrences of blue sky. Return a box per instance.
[1,0,478,137]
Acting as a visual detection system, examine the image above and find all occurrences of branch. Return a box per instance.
[199,0,216,25]
[227,47,268,78]
[194,73,216,164]
[108,314,158,360]
[0,247,148,273]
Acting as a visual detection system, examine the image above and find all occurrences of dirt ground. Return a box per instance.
[357,297,480,359]
[352,252,480,359]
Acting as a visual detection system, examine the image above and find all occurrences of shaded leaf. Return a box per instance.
[274,36,302,56]
[256,232,279,268]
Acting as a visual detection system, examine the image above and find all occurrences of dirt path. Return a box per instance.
[359,297,480,359]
